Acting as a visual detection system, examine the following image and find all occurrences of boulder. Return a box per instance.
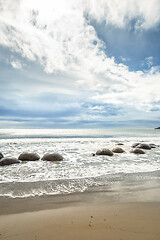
[18,152,40,161]
[42,153,63,162]
[0,157,20,166]
[116,143,124,146]
[132,143,140,148]
[149,144,156,148]
[137,143,151,150]
[96,149,113,156]
[112,147,125,153]
[130,148,145,154]
[0,152,4,160]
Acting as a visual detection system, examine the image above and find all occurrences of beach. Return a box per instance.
[0,177,160,240]
[0,129,160,239]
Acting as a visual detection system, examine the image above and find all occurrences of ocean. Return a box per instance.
[0,128,160,198]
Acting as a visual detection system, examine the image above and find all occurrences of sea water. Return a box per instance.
[0,128,160,198]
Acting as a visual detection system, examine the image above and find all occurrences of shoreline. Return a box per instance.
[0,174,160,215]
[0,178,160,239]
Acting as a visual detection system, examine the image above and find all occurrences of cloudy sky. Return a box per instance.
[0,0,160,128]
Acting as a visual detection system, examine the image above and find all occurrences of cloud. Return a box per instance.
[0,0,160,127]
[84,0,160,30]
[10,59,22,69]
[1,0,160,74]
[144,56,154,68]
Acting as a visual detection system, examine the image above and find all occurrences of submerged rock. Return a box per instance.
[18,152,40,161]
[96,149,113,156]
[0,152,4,160]
[116,143,124,146]
[0,157,20,166]
[130,148,145,154]
[132,143,140,148]
[112,147,125,153]
[42,153,63,162]
[137,143,151,150]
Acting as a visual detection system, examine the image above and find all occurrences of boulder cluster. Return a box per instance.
[0,142,158,166]
[0,152,63,166]
[95,142,158,156]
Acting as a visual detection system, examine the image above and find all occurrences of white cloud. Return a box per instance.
[83,0,160,30]
[144,56,154,67]
[0,0,160,124]
[10,59,22,69]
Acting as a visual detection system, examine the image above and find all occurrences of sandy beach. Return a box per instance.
[0,178,160,240]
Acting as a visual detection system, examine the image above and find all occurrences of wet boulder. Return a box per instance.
[132,143,140,148]
[0,157,20,166]
[0,152,4,160]
[18,152,40,161]
[96,149,113,156]
[137,143,151,150]
[149,144,156,148]
[42,153,63,162]
[130,148,145,154]
[112,147,125,153]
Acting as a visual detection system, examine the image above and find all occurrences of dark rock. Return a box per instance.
[0,157,20,166]
[18,152,40,161]
[149,144,156,148]
[0,152,4,160]
[42,153,63,161]
[116,143,124,146]
[137,143,151,150]
[112,147,125,153]
[132,143,140,148]
[155,127,160,129]
[130,148,145,154]
[96,149,113,156]
[92,153,96,156]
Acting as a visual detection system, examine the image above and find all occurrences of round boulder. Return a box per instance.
[96,149,113,156]
[42,153,63,162]
[130,148,145,154]
[137,143,151,150]
[149,144,156,148]
[112,147,125,153]
[0,152,4,160]
[18,152,40,161]
[132,143,140,148]
[0,157,20,166]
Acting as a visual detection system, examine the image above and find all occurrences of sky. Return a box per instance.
[0,0,160,128]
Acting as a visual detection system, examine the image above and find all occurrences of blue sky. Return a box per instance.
[0,0,160,128]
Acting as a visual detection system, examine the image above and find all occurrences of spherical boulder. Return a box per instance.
[132,143,140,148]
[96,149,113,156]
[130,148,145,154]
[112,147,125,153]
[137,143,151,150]
[149,144,156,148]
[0,152,4,160]
[42,153,63,162]
[18,152,40,161]
[0,157,20,166]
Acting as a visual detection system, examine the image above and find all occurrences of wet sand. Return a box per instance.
[0,179,160,240]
